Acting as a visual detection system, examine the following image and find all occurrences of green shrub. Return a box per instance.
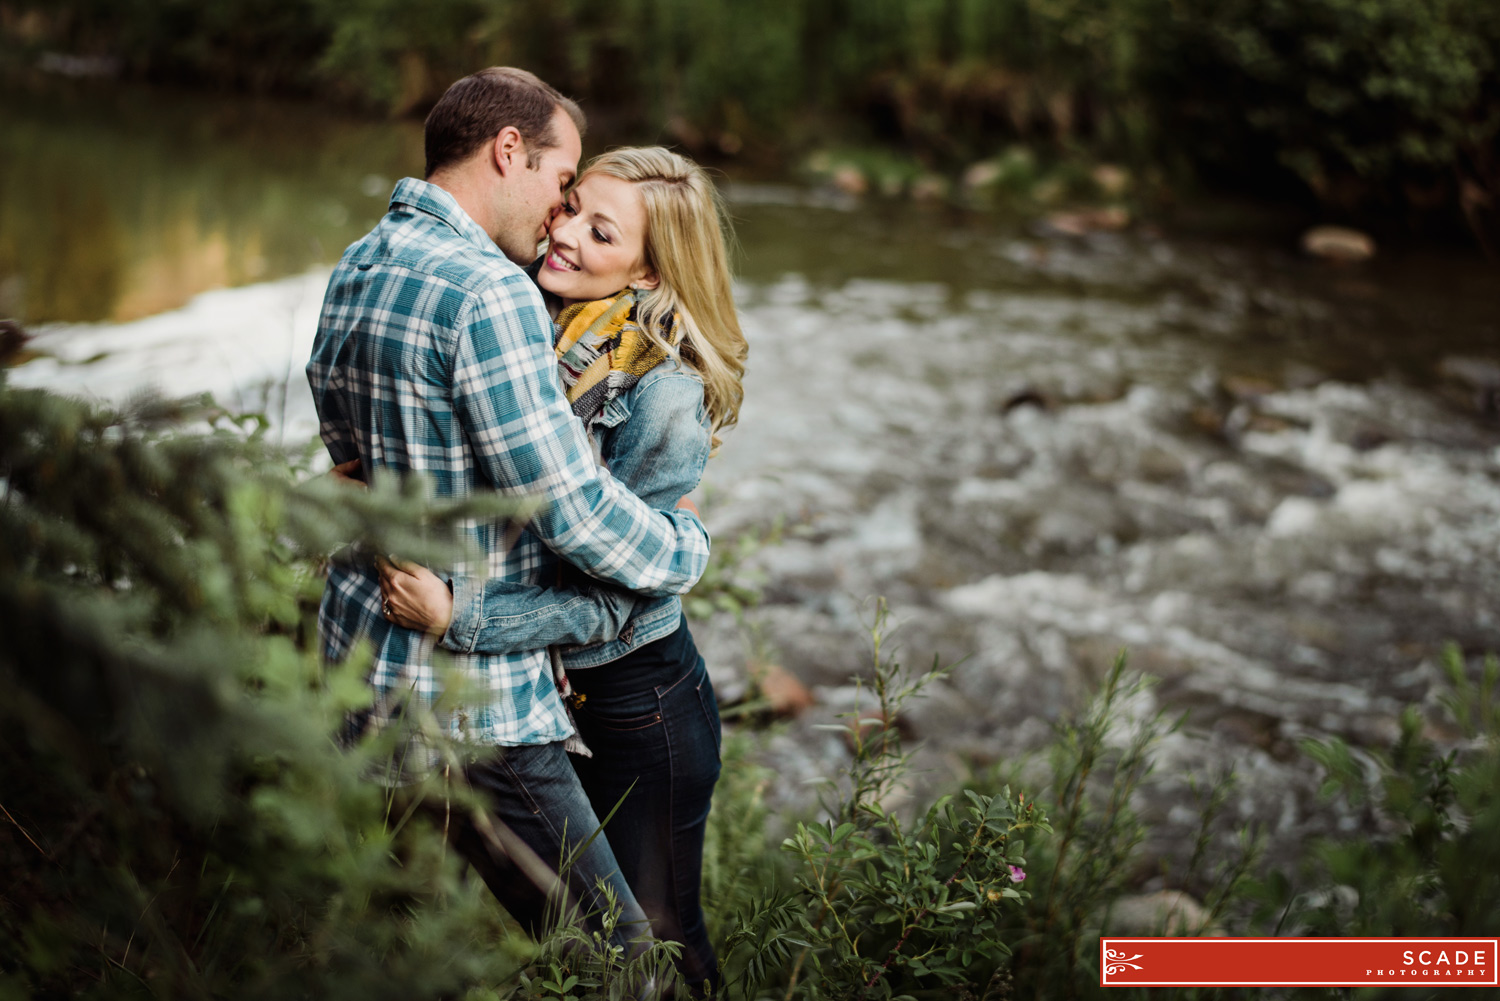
[707,603,1046,999]
[1146,0,1500,209]
[968,658,1262,1001]
[0,373,1050,999]
[1255,646,1500,949]
[0,376,543,1000]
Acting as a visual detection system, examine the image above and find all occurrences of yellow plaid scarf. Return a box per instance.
[553,289,682,427]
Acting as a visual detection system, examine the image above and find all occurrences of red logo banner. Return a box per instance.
[1099,938,1499,986]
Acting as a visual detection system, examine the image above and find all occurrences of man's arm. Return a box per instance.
[448,277,710,594]
[440,369,713,655]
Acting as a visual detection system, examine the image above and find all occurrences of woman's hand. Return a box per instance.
[378,559,454,635]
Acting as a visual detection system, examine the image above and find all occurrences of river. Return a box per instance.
[6,79,1499,881]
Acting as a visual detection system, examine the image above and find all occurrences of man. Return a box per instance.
[306,67,710,944]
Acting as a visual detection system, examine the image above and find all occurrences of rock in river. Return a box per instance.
[1299,225,1376,262]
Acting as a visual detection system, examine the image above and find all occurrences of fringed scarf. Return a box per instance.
[553,288,683,430]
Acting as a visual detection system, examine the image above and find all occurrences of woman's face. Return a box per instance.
[539,173,656,303]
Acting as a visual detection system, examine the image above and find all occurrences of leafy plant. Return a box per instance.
[713,602,1047,999]
[8,367,1496,1000]
[1254,644,1500,959]
[963,654,1259,1001]
[0,374,543,1001]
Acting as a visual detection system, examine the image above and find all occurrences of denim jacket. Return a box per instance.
[440,358,712,669]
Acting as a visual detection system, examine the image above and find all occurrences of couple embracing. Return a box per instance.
[306,67,746,992]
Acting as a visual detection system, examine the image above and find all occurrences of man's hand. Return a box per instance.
[330,458,365,486]
[676,495,699,518]
[378,558,454,635]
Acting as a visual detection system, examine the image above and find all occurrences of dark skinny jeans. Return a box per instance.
[567,616,723,993]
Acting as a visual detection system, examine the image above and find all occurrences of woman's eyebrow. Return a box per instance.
[570,191,615,230]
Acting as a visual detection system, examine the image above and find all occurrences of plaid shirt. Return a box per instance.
[307,178,710,761]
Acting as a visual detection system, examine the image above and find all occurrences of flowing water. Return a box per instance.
[7,80,1500,874]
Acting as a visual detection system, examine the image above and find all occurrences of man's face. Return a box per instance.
[495,108,582,265]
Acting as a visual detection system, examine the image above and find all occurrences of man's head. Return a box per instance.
[423,67,585,264]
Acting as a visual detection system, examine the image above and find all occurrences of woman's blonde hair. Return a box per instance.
[582,146,747,454]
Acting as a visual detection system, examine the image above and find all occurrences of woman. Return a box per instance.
[379,146,746,992]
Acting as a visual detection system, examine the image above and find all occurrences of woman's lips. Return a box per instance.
[546,249,580,272]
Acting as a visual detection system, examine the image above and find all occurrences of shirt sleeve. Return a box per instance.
[448,278,711,596]
[306,304,359,465]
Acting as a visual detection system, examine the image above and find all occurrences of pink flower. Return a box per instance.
[1009,865,1026,883]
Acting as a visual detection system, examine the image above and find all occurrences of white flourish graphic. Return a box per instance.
[1105,949,1145,974]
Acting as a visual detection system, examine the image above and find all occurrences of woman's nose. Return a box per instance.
[549,212,579,248]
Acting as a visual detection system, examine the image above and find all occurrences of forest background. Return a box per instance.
[3,0,1499,244]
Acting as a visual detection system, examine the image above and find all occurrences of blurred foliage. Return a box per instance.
[0,368,544,999]
[2,0,1498,230]
[1251,645,1500,958]
[684,517,777,622]
[0,368,1048,998]
[1143,0,1500,239]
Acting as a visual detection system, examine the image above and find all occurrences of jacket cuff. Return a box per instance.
[439,573,482,654]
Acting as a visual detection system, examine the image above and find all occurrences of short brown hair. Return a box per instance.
[423,67,586,178]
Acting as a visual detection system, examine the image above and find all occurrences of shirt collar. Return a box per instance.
[389,177,499,255]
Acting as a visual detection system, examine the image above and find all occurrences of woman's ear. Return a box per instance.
[630,270,660,292]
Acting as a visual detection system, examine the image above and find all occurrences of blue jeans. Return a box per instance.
[450,741,650,950]
[568,617,723,992]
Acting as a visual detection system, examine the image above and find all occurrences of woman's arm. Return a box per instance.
[394,369,713,654]
[380,560,636,650]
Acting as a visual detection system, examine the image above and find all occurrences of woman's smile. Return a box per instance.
[545,247,581,272]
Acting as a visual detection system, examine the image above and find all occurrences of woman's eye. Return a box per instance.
[591,227,610,244]
[563,202,578,215]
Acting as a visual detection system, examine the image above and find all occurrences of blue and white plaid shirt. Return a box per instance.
[307,177,710,759]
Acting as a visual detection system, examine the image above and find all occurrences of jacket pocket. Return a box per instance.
[593,396,631,429]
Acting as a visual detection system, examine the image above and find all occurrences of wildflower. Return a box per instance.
[986,888,1002,903]
[1009,865,1026,883]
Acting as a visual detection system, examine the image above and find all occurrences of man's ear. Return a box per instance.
[630,270,660,292]
[492,126,525,176]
